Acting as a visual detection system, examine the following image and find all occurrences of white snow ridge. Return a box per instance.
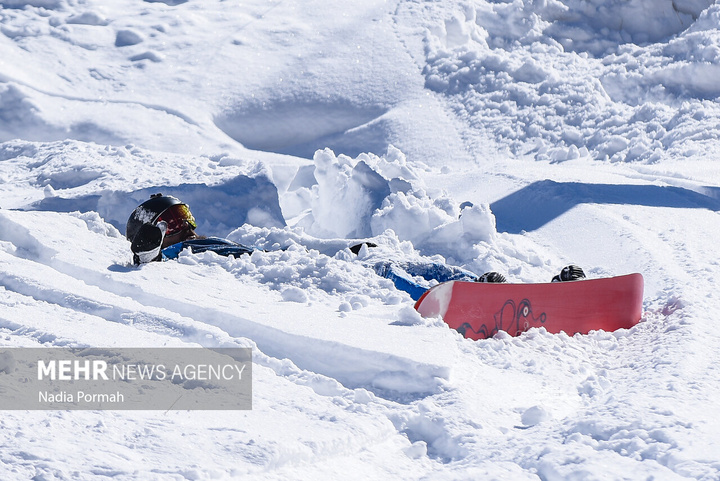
[1,0,720,479]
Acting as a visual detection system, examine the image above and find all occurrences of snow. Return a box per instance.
[1,0,720,479]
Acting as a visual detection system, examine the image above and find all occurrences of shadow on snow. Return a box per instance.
[491,180,720,234]
[26,174,286,237]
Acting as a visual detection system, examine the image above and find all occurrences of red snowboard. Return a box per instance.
[414,274,644,340]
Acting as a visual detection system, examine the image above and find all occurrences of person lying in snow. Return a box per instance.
[125,194,585,299]
[125,193,481,299]
[126,193,255,265]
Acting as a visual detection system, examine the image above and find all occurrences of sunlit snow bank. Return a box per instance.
[284,146,496,260]
[414,0,720,164]
[249,145,553,278]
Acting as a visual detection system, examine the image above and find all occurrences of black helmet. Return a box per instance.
[125,193,184,242]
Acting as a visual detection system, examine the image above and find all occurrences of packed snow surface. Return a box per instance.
[2,0,720,479]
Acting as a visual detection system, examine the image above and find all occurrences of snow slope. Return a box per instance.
[2,0,720,479]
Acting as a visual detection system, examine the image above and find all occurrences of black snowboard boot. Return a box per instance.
[476,271,507,283]
[552,265,586,282]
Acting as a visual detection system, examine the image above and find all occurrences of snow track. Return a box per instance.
[0,210,436,479]
[0,210,455,397]
[519,199,720,479]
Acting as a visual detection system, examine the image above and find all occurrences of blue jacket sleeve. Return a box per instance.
[161,237,255,260]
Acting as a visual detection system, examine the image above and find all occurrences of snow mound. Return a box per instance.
[542,0,713,54]
[418,0,720,164]
[0,140,285,235]
[187,241,404,306]
[283,146,499,264]
[429,0,713,56]
[215,98,389,159]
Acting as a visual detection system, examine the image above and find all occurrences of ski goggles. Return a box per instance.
[157,203,197,237]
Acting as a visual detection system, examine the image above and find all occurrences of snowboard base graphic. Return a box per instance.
[414,274,644,340]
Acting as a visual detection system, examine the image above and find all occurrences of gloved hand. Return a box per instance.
[131,221,167,264]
